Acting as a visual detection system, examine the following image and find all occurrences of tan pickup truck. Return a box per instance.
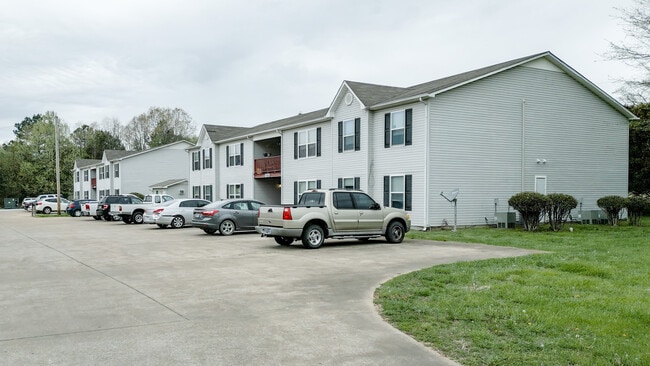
[255,189,411,249]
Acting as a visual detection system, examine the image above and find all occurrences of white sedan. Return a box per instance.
[143,198,210,228]
[35,198,70,214]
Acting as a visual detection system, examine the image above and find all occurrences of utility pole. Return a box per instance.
[55,115,61,214]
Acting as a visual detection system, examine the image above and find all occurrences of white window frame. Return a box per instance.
[228,144,242,166]
[203,185,213,201]
[298,129,317,159]
[192,151,200,171]
[84,170,89,182]
[204,148,212,169]
[389,175,405,209]
[342,120,355,151]
[99,166,105,180]
[192,185,201,198]
[84,191,89,199]
[105,165,110,179]
[297,180,318,198]
[114,163,120,178]
[115,189,120,195]
[342,177,355,189]
[227,184,242,199]
[390,111,406,146]
[75,171,80,182]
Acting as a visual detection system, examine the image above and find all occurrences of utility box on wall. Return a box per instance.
[496,212,516,228]
[3,198,18,209]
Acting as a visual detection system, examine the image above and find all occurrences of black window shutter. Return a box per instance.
[354,118,361,151]
[241,184,244,198]
[226,146,230,167]
[354,177,360,190]
[383,176,390,207]
[337,178,343,189]
[202,149,205,169]
[293,181,298,204]
[209,148,213,168]
[338,122,343,153]
[191,152,195,171]
[226,184,230,198]
[316,128,321,156]
[316,180,321,189]
[240,143,244,166]
[405,108,413,146]
[405,175,412,211]
[294,132,298,159]
[384,113,391,148]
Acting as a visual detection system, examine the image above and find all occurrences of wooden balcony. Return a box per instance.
[254,156,281,178]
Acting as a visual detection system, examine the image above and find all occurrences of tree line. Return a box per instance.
[0,107,197,202]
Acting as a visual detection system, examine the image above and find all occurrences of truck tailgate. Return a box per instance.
[257,206,286,227]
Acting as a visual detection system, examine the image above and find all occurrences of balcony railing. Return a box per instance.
[254,156,281,178]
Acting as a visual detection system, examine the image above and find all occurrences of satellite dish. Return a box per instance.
[440,189,459,202]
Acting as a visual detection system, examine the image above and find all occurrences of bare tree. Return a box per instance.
[608,0,650,103]
[122,107,197,150]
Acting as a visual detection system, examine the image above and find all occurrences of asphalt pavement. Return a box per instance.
[0,209,540,365]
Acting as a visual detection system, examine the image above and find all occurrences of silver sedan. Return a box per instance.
[144,199,210,229]
[192,199,264,235]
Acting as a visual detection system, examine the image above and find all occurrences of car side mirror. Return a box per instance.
[371,203,381,210]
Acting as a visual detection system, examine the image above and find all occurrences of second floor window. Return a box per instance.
[203,148,213,169]
[338,118,360,152]
[84,170,89,182]
[105,165,110,179]
[227,143,243,167]
[192,151,201,171]
[114,163,120,178]
[294,127,321,159]
[99,166,105,180]
[384,108,413,147]
[75,171,80,182]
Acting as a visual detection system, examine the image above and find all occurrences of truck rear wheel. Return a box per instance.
[274,236,293,246]
[132,211,144,224]
[301,224,324,249]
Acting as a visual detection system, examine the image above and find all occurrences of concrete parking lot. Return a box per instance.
[0,209,539,365]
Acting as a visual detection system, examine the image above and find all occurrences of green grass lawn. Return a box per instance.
[375,220,649,366]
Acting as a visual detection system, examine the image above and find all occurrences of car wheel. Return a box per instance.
[43,207,52,214]
[301,224,324,249]
[122,216,132,224]
[274,236,294,246]
[171,216,185,228]
[157,224,167,229]
[386,221,406,243]
[132,211,144,224]
[219,219,235,236]
[93,216,102,220]
[203,228,217,235]
[73,209,82,217]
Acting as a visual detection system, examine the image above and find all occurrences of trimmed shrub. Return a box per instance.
[626,196,650,226]
[508,192,549,231]
[546,193,578,231]
[597,195,627,226]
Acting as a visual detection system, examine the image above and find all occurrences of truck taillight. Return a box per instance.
[282,207,292,220]
[102,204,109,210]
[85,204,89,210]
[202,210,219,217]
[118,205,123,212]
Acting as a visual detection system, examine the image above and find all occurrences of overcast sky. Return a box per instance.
[0,0,639,144]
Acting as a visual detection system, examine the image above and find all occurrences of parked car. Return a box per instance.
[66,199,95,217]
[111,194,175,224]
[192,199,264,235]
[144,199,210,228]
[35,197,70,214]
[25,194,58,210]
[96,195,142,221]
[22,197,36,210]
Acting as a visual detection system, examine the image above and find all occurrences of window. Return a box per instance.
[384,108,412,147]
[535,176,547,195]
[84,191,89,199]
[338,118,360,152]
[294,179,321,204]
[226,184,243,199]
[227,144,243,166]
[337,177,360,190]
[99,166,105,180]
[84,170,89,181]
[294,128,321,159]
[203,148,213,169]
[192,185,201,198]
[105,165,109,179]
[383,175,412,211]
[115,189,120,195]
[75,171,80,182]
[333,192,355,209]
[352,192,377,209]
[203,185,213,201]
[114,163,120,178]
[192,151,201,171]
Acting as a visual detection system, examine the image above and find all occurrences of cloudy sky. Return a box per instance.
[0,0,639,144]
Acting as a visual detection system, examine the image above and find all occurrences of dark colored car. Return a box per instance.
[66,199,94,217]
[96,195,142,221]
[192,199,264,235]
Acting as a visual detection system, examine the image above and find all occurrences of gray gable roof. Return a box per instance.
[105,150,137,160]
[245,108,329,135]
[74,159,101,168]
[204,125,250,142]
[344,81,408,107]
[149,178,187,189]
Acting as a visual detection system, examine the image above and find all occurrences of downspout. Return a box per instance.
[419,96,430,230]
[521,99,526,192]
